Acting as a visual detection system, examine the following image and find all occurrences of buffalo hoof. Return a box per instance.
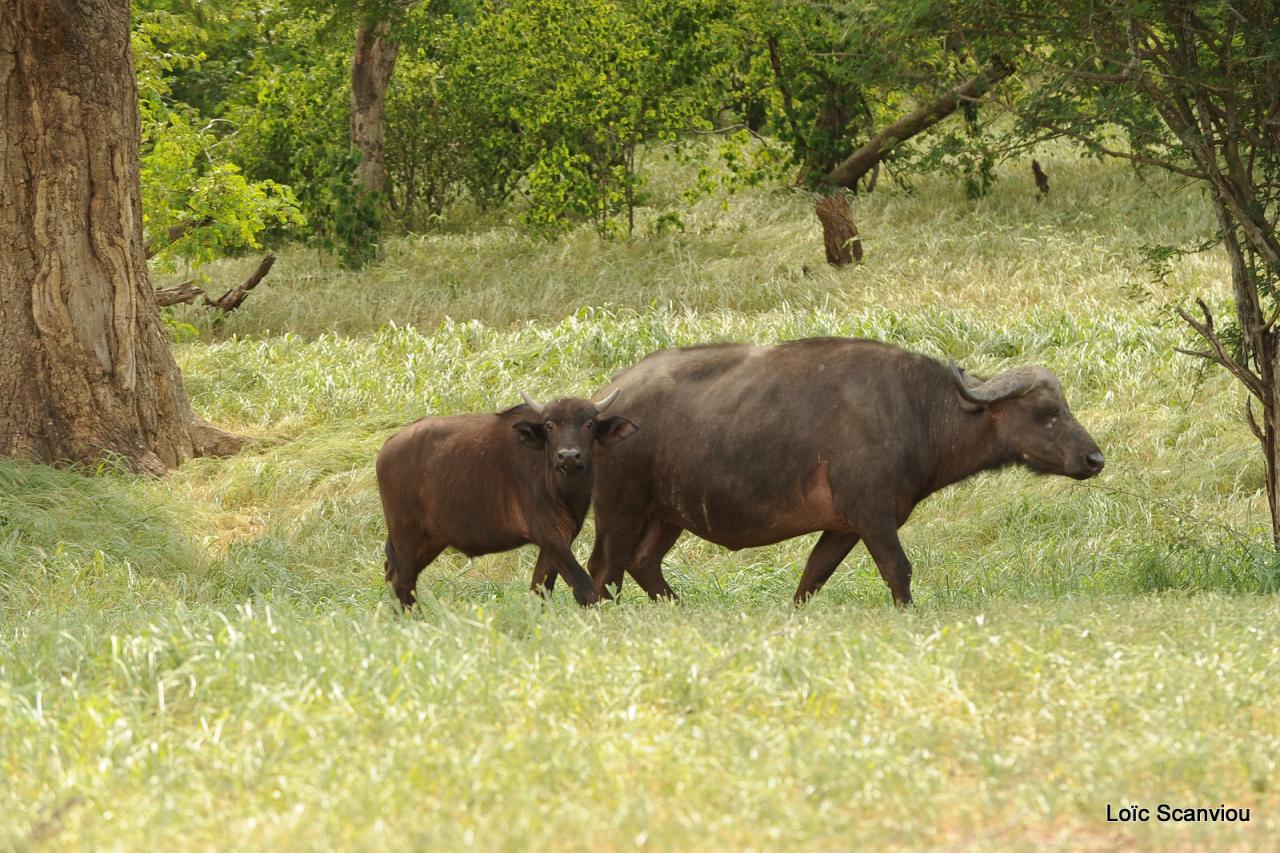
[574,587,601,607]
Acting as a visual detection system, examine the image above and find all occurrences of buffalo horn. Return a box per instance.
[949,361,1043,404]
[520,391,545,414]
[593,388,620,413]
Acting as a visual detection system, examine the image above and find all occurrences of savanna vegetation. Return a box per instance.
[3,0,1280,848]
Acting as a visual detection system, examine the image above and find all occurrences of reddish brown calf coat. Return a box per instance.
[377,396,636,606]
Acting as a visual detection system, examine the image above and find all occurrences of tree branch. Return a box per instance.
[765,35,804,156]
[1036,122,1208,179]
[144,215,215,259]
[204,254,276,312]
[1176,297,1267,401]
[1246,398,1266,442]
[827,58,1016,189]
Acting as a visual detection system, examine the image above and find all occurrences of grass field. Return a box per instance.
[4,149,1280,849]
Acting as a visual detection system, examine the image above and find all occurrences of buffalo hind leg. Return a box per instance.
[860,522,914,607]
[387,533,443,609]
[627,520,682,601]
[589,520,646,600]
[794,531,860,603]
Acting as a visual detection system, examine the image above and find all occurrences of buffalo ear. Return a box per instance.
[596,416,638,447]
[514,421,547,449]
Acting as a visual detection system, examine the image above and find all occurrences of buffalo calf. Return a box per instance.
[377,390,637,607]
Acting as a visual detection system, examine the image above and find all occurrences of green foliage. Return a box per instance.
[683,128,793,203]
[384,48,462,229]
[133,7,303,269]
[443,0,733,236]
[718,0,1020,190]
[221,14,385,268]
[141,114,303,269]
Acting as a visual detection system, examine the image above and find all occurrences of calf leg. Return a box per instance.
[859,522,914,607]
[794,531,859,603]
[387,531,444,609]
[537,539,599,606]
[530,551,556,597]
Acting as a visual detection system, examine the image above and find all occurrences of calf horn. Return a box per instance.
[593,388,620,413]
[520,392,545,414]
[949,361,1043,404]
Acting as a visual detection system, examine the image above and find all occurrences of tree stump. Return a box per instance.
[815,192,862,267]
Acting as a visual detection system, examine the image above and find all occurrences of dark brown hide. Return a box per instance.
[587,338,1103,606]
[377,396,636,607]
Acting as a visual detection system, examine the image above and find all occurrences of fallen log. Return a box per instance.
[155,280,204,307]
[151,254,277,313]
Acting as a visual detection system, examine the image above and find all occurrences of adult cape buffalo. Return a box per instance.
[587,338,1104,606]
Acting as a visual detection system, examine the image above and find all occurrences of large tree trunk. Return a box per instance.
[827,59,1014,190]
[350,13,402,198]
[0,0,238,474]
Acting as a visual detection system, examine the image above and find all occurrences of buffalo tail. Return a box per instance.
[383,537,399,582]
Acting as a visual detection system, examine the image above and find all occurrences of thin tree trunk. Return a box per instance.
[0,0,240,474]
[350,13,402,198]
[1179,197,1280,545]
[827,60,1014,190]
[1217,204,1280,545]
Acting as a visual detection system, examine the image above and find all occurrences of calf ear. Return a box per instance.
[514,421,546,449]
[596,416,638,447]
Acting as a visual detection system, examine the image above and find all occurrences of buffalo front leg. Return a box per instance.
[538,540,600,606]
[860,523,914,607]
[530,551,557,597]
[794,531,859,603]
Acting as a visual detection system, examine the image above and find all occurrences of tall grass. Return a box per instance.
[5,148,1278,848]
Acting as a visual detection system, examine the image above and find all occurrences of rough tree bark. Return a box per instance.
[350,10,405,198]
[827,59,1015,190]
[0,0,241,474]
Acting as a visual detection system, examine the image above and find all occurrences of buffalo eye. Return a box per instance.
[1036,407,1058,425]
[544,421,555,431]
[584,419,596,432]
